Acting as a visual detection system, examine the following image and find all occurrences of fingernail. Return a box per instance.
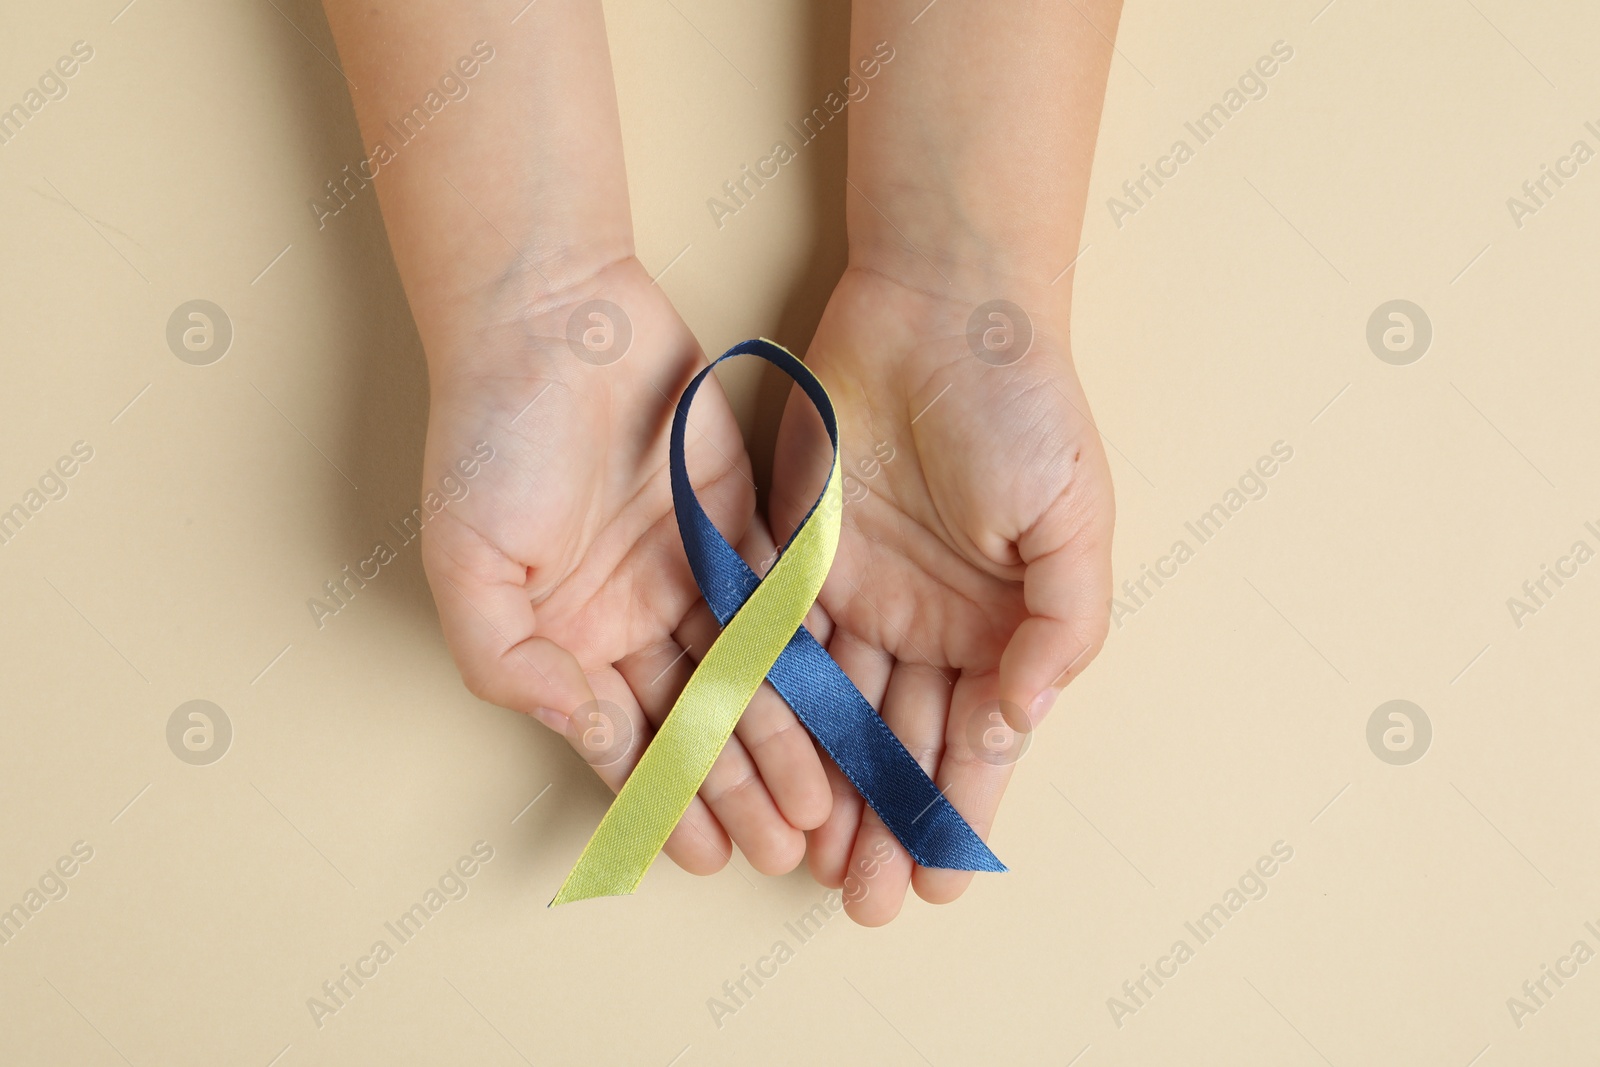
[531,705,568,734]
[1026,688,1061,728]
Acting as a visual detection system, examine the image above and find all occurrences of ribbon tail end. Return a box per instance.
[908,844,1008,873]
[549,881,632,907]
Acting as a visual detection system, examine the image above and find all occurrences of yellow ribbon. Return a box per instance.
[552,358,841,905]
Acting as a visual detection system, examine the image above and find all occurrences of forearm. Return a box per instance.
[321,1,635,371]
[845,0,1120,309]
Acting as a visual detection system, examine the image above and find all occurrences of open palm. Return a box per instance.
[420,259,830,878]
[769,268,1115,924]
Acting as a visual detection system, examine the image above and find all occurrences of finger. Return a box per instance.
[806,628,891,888]
[843,660,952,926]
[618,636,805,877]
[423,510,595,718]
[997,474,1114,732]
[841,809,912,927]
[615,641,757,875]
[676,599,831,831]
[841,661,951,924]
[912,671,1017,905]
[581,661,731,876]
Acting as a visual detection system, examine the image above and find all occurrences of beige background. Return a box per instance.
[3,0,1598,1063]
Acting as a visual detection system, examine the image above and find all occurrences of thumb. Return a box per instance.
[422,511,595,721]
[997,493,1113,732]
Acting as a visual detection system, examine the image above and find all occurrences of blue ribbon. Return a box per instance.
[671,339,1004,872]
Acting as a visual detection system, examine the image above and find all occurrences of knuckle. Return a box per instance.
[459,660,505,706]
[702,764,761,806]
[903,740,942,771]
[744,712,804,754]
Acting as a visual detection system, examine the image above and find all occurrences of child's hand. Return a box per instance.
[421,258,831,877]
[319,2,834,882]
[769,268,1114,923]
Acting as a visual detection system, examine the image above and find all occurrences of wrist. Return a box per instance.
[417,242,642,387]
[825,264,1076,381]
[843,188,1081,319]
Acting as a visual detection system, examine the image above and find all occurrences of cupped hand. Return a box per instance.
[769,268,1115,924]
[420,258,830,879]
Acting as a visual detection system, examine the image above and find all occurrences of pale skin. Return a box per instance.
[321,0,1119,924]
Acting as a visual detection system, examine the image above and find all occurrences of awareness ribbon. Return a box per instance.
[552,339,1003,906]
